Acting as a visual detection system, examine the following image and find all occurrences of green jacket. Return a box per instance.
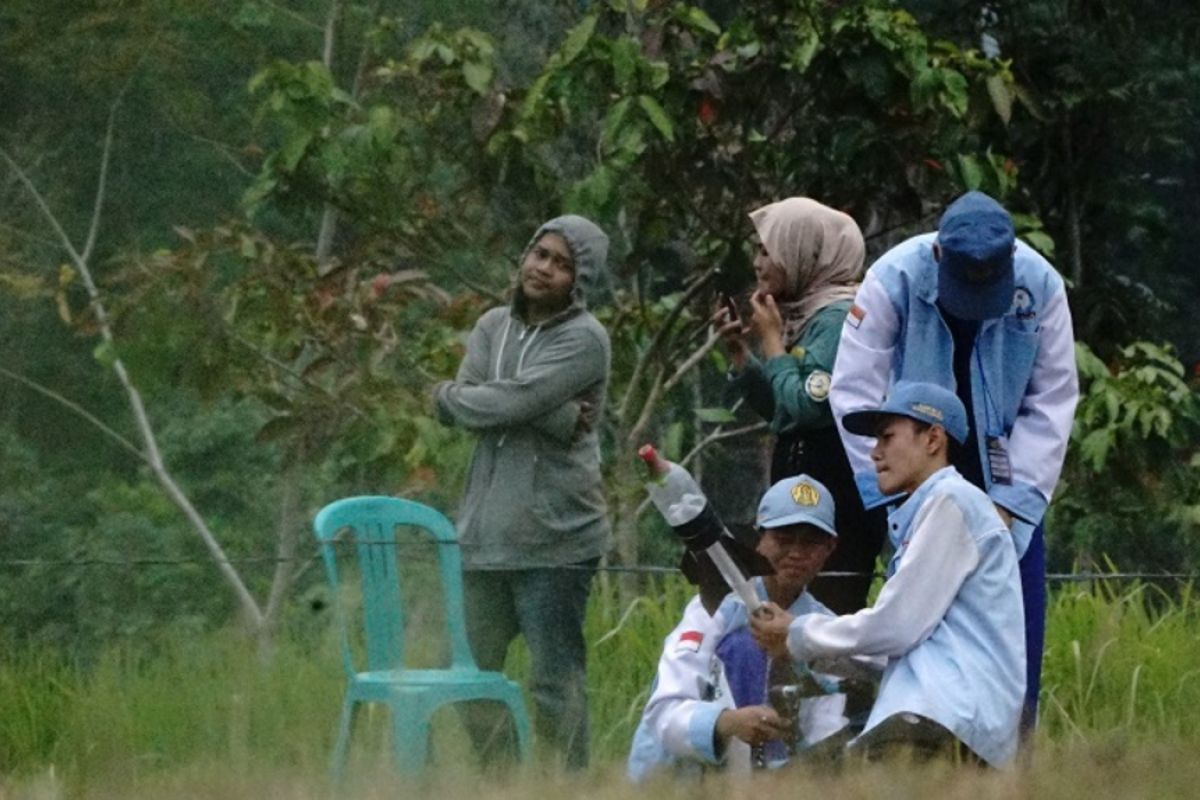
[435,216,612,568]
[729,300,850,434]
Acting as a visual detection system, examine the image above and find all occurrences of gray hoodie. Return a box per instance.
[435,215,612,568]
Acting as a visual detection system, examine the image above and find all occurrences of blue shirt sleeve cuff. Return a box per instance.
[988,480,1046,525]
[687,704,726,764]
[1010,518,1035,558]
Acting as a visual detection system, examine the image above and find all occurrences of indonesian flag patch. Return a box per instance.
[847,303,866,329]
[675,630,704,654]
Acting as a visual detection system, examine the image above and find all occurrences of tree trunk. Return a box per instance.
[610,454,644,603]
[259,451,305,658]
[1062,116,1084,287]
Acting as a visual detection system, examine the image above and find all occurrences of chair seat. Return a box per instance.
[351,668,513,687]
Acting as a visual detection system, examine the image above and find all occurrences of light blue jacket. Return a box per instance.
[787,467,1026,767]
[830,233,1078,554]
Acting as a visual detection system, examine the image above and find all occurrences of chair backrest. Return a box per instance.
[313,496,477,675]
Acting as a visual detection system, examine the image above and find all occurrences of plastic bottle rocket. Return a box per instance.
[639,444,767,615]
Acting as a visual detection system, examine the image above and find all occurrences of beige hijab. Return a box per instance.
[749,197,865,345]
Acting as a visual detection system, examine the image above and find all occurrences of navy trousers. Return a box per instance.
[1019,523,1046,734]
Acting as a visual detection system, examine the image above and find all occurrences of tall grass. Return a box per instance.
[0,630,343,792]
[2,578,1199,795]
[1041,580,1200,741]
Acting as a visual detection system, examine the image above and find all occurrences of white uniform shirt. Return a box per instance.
[627,581,848,781]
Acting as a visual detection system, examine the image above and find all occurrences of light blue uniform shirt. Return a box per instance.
[788,467,1025,767]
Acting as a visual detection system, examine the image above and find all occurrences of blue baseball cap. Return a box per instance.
[756,475,837,537]
[936,191,1015,321]
[842,381,969,444]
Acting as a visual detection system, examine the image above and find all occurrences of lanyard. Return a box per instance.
[973,343,1004,437]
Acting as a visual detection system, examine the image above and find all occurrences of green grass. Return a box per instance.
[1041,581,1200,741]
[2,578,1200,797]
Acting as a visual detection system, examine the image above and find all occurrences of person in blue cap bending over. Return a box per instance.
[751,381,1025,768]
[627,475,872,782]
[828,191,1077,736]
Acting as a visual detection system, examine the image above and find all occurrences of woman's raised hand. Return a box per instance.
[748,290,786,359]
[712,302,750,370]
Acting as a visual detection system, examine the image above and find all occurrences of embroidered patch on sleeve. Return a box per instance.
[675,630,704,654]
[805,370,831,401]
[846,303,866,329]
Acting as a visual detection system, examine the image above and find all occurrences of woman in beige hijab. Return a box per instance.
[716,197,884,615]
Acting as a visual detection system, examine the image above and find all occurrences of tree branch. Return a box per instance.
[616,265,718,428]
[661,325,721,396]
[322,0,342,69]
[180,130,255,177]
[0,365,149,465]
[1,102,266,630]
[259,0,323,31]
[222,326,369,422]
[264,456,303,627]
[625,365,666,448]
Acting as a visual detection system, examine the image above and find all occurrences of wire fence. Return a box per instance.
[0,549,1195,584]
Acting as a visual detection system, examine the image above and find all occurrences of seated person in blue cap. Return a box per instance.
[627,475,867,782]
[751,381,1025,768]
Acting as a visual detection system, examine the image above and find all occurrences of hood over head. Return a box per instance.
[514,214,609,319]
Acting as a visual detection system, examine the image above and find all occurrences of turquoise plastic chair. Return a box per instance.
[313,495,532,778]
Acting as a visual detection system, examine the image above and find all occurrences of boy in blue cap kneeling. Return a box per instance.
[751,381,1025,767]
[627,475,862,782]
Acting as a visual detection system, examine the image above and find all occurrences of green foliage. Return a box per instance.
[1047,342,1200,574]
[1072,342,1198,471]
[240,0,1016,290]
[991,1,1200,351]
[4,0,1199,654]
[109,223,468,503]
[165,0,1023,573]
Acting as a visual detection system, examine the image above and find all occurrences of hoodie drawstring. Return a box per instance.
[516,325,540,374]
[494,317,539,449]
[493,317,513,382]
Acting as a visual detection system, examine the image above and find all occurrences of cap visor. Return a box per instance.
[842,410,886,437]
[760,513,837,538]
[938,269,1014,321]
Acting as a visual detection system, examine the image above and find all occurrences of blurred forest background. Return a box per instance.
[2,0,1199,657]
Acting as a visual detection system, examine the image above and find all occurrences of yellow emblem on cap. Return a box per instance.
[791,482,820,507]
[910,402,944,421]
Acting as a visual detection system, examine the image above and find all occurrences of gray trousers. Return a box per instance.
[461,561,597,769]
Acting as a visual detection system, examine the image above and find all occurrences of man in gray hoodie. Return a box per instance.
[434,215,612,769]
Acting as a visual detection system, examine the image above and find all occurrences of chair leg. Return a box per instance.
[391,704,431,774]
[331,694,356,783]
[507,697,533,763]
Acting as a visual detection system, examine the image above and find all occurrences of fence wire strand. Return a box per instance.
[0,548,1194,583]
